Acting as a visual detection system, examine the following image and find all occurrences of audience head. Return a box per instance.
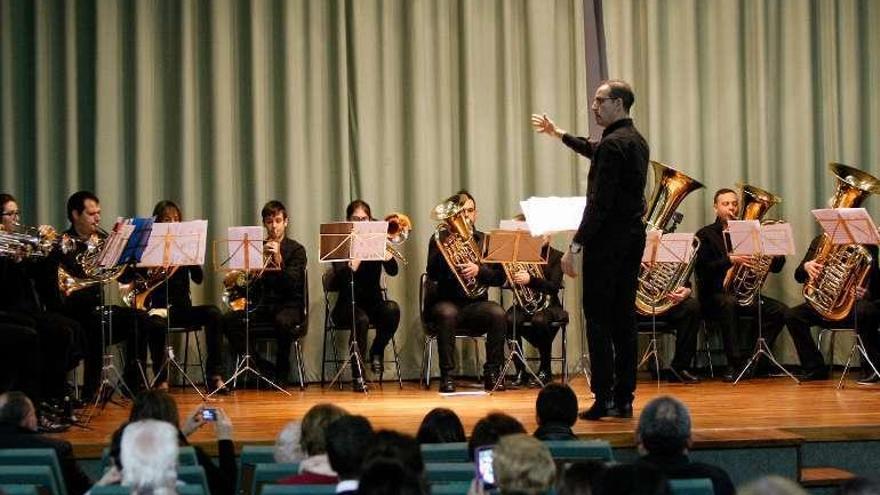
[359,458,426,495]
[152,200,182,223]
[536,383,579,427]
[300,403,348,457]
[364,430,425,476]
[469,412,526,460]
[416,408,466,444]
[274,421,305,463]
[129,390,180,429]
[636,396,691,456]
[557,461,607,495]
[0,392,37,431]
[120,419,179,493]
[837,477,880,495]
[326,414,374,481]
[493,434,556,495]
[593,463,669,495]
[738,475,809,495]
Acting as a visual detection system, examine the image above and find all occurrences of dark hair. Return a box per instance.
[326,415,374,480]
[456,189,475,207]
[261,200,288,220]
[603,80,635,112]
[364,430,425,476]
[0,193,16,211]
[346,199,373,221]
[837,477,880,495]
[416,408,466,444]
[359,458,427,495]
[468,412,526,460]
[0,391,32,425]
[128,390,180,428]
[558,461,607,495]
[66,190,99,223]
[152,200,182,221]
[636,396,691,456]
[536,383,578,427]
[593,464,669,495]
[713,188,737,204]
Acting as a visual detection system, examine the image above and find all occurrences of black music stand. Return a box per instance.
[320,220,389,394]
[482,228,547,392]
[210,227,289,397]
[727,220,799,385]
[638,230,696,386]
[141,221,208,398]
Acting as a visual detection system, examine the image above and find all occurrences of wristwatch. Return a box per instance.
[568,242,582,254]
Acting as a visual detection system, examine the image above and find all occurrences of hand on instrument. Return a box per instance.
[853,286,868,300]
[512,270,531,285]
[561,250,579,277]
[667,286,691,303]
[265,240,282,265]
[729,254,752,267]
[804,260,823,281]
[459,262,480,280]
[349,259,362,271]
[530,113,565,138]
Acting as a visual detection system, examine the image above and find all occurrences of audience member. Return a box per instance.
[120,419,179,494]
[557,461,607,495]
[364,430,425,479]
[738,476,808,495]
[534,383,579,440]
[468,412,526,460]
[493,434,556,495]
[279,403,348,484]
[416,407,466,444]
[274,421,305,463]
[326,414,375,495]
[0,391,91,495]
[359,459,426,495]
[837,477,880,495]
[635,396,734,495]
[593,463,669,495]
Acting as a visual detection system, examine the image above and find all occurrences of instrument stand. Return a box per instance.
[492,305,542,393]
[327,270,370,394]
[734,289,800,385]
[638,304,680,387]
[571,308,592,388]
[150,276,206,400]
[82,296,135,425]
[836,299,880,388]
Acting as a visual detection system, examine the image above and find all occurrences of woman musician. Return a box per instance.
[325,199,401,392]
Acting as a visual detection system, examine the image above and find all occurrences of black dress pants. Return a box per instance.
[331,300,400,377]
[428,300,506,376]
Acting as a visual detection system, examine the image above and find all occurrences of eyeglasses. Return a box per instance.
[464,208,476,214]
[1,210,20,217]
[351,215,370,222]
[593,96,619,104]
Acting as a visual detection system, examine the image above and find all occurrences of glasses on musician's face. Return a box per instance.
[592,96,618,105]
[351,215,369,222]
[1,210,20,217]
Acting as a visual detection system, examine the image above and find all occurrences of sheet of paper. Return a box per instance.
[812,208,880,245]
[499,220,531,232]
[350,221,388,261]
[519,196,587,235]
[227,226,263,270]
[643,232,695,263]
[641,229,663,263]
[760,222,796,256]
[139,220,208,267]
[727,220,762,256]
[99,221,134,268]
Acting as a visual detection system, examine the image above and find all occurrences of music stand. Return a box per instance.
[139,221,208,398]
[320,220,388,394]
[810,208,880,388]
[209,227,288,397]
[638,230,696,386]
[482,226,547,392]
[727,220,799,385]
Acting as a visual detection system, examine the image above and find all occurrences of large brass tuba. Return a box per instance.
[803,163,880,320]
[722,184,783,306]
[635,161,704,316]
[432,194,488,298]
[503,261,550,315]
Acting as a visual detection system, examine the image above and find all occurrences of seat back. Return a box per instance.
[420,443,470,463]
[669,478,714,495]
[429,482,472,495]
[261,485,337,495]
[240,463,300,495]
[91,485,205,495]
[425,463,475,484]
[100,446,198,470]
[0,466,61,495]
[0,484,46,495]
[177,465,210,495]
[237,445,278,493]
[0,449,65,495]
[542,440,614,463]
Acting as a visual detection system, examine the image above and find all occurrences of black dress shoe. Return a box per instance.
[510,371,529,388]
[610,401,633,419]
[724,363,754,382]
[857,372,880,385]
[666,367,700,384]
[533,370,553,386]
[439,376,456,393]
[484,372,505,392]
[579,399,615,421]
[800,368,829,381]
[370,354,384,374]
[352,377,368,393]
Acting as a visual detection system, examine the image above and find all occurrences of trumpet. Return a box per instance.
[0,223,74,259]
[385,212,412,264]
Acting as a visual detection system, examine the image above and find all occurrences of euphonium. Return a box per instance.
[57,226,129,297]
[803,163,880,320]
[722,184,783,306]
[385,212,412,264]
[503,261,549,315]
[119,266,180,310]
[0,224,70,259]
[635,161,705,316]
[432,194,488,298]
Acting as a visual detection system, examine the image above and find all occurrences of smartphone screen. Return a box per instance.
[475,446,496,490]
[201,408,217,421]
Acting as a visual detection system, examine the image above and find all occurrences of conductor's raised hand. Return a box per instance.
[530,113,564,138]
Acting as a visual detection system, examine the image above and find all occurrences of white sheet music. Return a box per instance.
[499,220,531,232]
[519,196,587,235]
[727,220,796,256]
[642,231,695,263]
[350,221,388,261]
[812,208,880,245]
[227,226,264,270]
[139,220,208,267]
[760,222,796,256]
[98,221,133,268]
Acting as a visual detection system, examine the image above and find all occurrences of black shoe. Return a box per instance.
[666,367,700,384]
[207,376,230,395]
[800,368,829,381]
[485,372,505,392]
[610,401,633,419]
[370,354,384,374]
[724,363,754,382]
[579,399,615,421]
[38,415,70,434]
[352,377,368,393]
[439,376,456,393]
[510,371,529,388]
[856,372,880,385]
[533,370,553,386]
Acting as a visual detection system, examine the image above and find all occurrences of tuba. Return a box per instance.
[57,227,129,297]
[432,194,488,298]
[803,163,880,320]
[503,261,550,315]
[385,212,412,264]
[635,161,704,316]
[722,184,783,306]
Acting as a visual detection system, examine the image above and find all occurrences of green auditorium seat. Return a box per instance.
[100,445,199,470]
[420,443,470,463]
[542,440,614,462]
[669,478,714,495]
[91,485,205,495]
[425,463,475,484]
[0,449,65,495]
[0,484,46,495]
[0,466,61,495]
[177,465,210,495]
[240,463,300,495]
[261,484,337,495]
[429,482,471,495]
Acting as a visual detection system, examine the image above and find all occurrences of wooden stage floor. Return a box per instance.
[61,374,880,458]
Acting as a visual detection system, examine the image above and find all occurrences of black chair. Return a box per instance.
[501,285,570,383]
[320,269,403,389]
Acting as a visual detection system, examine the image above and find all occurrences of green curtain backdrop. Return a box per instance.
[3,0,879,378]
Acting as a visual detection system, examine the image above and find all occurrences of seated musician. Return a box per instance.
[325,200,401,392]
[221,200,307,387]
[425,190,507,393]
[635,282,702,384]
[784,235,880,382]
[136,200,225,393]
[695,188,788,381]
[504,214,568,387]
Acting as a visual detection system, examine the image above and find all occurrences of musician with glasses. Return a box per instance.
[325,199,401,392]
[425,190,507,393]
[695,188,789,382]
[532,79,648,420]
[504,214,568,387]
[47,191,164,399]
[221,200,307,388]
[132,200,226,393]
